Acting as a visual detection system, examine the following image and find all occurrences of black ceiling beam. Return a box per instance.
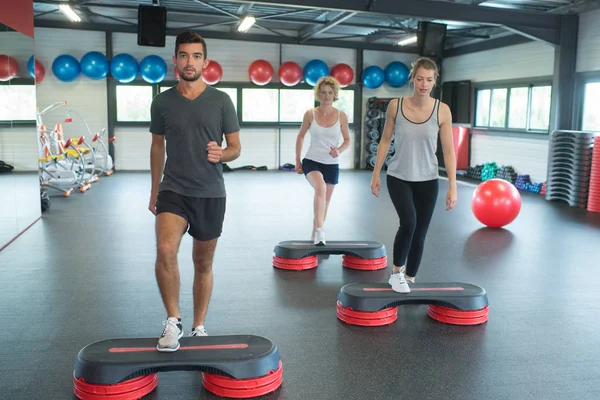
[504,25,560,45]
[298,11,357,43]
[33,19,417,53]
[443,34,533,57]
[226,0,561,30]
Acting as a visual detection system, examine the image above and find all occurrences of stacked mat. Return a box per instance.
[587,136,600,213]
[545,130,596,208]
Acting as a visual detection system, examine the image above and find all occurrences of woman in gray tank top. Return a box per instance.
[369,57,457,293]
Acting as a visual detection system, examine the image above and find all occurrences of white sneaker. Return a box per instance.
[190,326,208,336]
[388,271,410,293]
[314,227,326,246]
[157,317,183,352]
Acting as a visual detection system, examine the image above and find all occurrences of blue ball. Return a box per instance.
[303,59,329,87]
[52,54,81,82]
[27,56,35,78]
[110,54,138,83]
[384,61,410,88]
[362,65,385,89]
[81,51,109,80]
[140,55,167,84]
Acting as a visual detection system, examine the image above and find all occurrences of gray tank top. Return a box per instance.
[386,97,440,182]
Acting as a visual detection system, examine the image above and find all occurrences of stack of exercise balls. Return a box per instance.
[362,61,410,89]
[45,52,172,84]
[248,58,354,87]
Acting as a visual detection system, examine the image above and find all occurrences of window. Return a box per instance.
[474,84,551,132]
[280,89,314,122]
[581,82,600,132]
[0,85,36,121]
[508,87,528,129]
[336,89,355,124]
[116,85,152,122]
[242,88,279,122]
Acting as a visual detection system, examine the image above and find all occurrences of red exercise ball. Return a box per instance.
[278,61,302,86]
[202,60,223,85]
[32,59,46,83]
[471,179,521,228]
[249,59,273,86]
[331,63,354,87]
[0,55,20,81]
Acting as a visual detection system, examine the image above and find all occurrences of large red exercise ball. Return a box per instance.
[27,56,46,83]
[202,60,223,85]
[0,55,20,81]
[330,63,354,87]
[471,179,522,228]
[278,61,302,86]
[52,54,81,82]
[140,55,167,84]
[303,59,328,87]
[110,53,139,83]
[362,65,384,89]
[80,51,109,80]
[384,61,410,88]
[249,59,273,86]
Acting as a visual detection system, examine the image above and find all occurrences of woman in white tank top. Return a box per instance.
[295,77,351,245]
[369,57,458,293]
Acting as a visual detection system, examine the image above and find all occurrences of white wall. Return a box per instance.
[576,9,600,73]
[443,41,555,82]
[442,41,555,182]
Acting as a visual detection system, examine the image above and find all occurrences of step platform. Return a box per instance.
[273,240,387,271]
[337,282,489,326]
[73,335,282,399]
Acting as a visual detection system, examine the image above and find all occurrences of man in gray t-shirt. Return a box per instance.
[148,31,241,353]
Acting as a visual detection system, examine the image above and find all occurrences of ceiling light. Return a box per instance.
[397,35,417,46]
[59,4,81,22]
[237,15,255,33]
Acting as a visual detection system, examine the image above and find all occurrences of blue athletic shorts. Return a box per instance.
[302,158,340,185]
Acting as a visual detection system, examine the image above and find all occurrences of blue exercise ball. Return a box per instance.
[81,51,109,80]
[52,54,80,82]
[140,55,167,84]
[303,59,329,87]
[384,61,410,88]
[110,53,138,83]
[362,65,385,89]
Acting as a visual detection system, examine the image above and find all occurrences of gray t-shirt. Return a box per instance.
[150,85,239,198]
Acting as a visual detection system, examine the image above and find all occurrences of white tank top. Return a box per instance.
[386,97,440,182]
[304,108,342,165]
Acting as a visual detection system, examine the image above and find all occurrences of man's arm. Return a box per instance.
[220,132,241,162]
[149,134,165,214]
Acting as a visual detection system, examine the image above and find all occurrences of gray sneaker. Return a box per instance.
[157,317,183,352]
[189,326,208,337]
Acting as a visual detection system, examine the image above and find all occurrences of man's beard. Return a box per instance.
[178,67,202,82]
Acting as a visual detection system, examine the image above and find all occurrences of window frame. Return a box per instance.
[111,79,358,130]
[472,77,553,136]
[575,71,600,133]
[0,78,36,126]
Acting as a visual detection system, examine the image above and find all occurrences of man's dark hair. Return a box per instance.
[175,31,207,58]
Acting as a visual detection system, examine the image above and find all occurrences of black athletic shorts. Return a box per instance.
[156,190,226,241]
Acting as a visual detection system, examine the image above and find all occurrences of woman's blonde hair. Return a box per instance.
[410,57,439,82]
[314,76,341,101]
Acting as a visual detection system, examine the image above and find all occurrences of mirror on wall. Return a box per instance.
[0,23,41,250]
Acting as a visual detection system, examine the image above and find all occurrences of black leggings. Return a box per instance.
[386,175,439,277]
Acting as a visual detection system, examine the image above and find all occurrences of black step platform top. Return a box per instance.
[338,282,488,312]
[74,335,280,385]
[274,240,386,259]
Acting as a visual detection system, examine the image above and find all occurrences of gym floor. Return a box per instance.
[2,170,600,399]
